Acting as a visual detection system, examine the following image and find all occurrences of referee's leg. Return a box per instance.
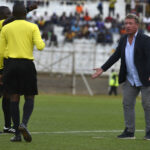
[10,94,21,142]
[18,95,34,142]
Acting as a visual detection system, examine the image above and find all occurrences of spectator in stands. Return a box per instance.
[64,30,74,43]
[27,16,34,23]
[119,25,126,35]
[49,31,58,47]
[111,13,121,34]
[97,0,103,15]
[42,23,54,46]
[76,16,85,28]
[105,29,113,44]
[62,21,71,34]
[105,15,114,23]
[59,12,67,26]
[76,4,83,15]
[88,24,98,40]
[37,0,44,7]
[84,12,91,22]
[135,1,143,16]
[68,12,76,25]
[125,0,131,15]
[108,0,116,17]
[43,11,50,22]
[130,0,136,13]
[143,14,150,25]
[71,23,80,38]
[81,24,89,38]
[138,22,145,34]
[42,31,49,44]
[31,11,39,23]
[96,31,106,45]
[51,12,58,25]
[37,16,46,31]
[104,18,112,31]
[46,0,50,7]
[143,14,150,31]
[96,17,105,32]
[146,1,150,16]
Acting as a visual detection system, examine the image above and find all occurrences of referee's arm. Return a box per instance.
[0,28,6,70]
[33,25,45,50]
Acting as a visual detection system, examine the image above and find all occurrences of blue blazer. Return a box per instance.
[101,32,150,86]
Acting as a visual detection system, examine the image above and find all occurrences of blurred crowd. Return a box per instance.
[5,0,50,6]
[26,0,124,46]
[4,0,150,47]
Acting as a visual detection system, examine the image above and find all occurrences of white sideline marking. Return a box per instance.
[0,129,144,136]
[31,129,144,134]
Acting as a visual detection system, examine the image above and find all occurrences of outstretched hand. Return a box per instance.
[91,68,103,79]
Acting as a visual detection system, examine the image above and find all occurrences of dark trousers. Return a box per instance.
[2,96,11,128]
[109,86,117,95]
[109,7,115,16]
[123,80,150,132]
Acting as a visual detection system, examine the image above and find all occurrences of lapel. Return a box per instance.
[134,32,141,56]
[122,32,141,59]
[122,35,127,59]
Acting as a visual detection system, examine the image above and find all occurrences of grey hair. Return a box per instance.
[125,13,139,24]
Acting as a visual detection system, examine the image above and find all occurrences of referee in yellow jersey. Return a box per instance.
[0,6,17,134]
[0,3,37,134]
[0,2,45,142]
[0,6,12,134]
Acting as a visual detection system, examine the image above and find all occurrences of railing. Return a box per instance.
[33,44,120,95]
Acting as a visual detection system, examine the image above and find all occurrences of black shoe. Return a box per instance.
[144,130,150,140]
[10,135,22,142]
[117,128,135,139]
[19,123,32,142]
[3,126,16,134]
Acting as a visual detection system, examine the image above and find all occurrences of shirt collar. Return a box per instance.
[134,31,138,38]
[127,31,138,39]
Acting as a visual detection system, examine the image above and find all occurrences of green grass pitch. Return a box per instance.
[0,94,150,150]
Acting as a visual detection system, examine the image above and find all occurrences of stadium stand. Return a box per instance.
[0,0,149,76]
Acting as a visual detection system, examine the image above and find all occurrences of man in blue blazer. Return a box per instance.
[92,13,150,140]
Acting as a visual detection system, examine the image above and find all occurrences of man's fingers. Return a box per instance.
[91,73,98,78]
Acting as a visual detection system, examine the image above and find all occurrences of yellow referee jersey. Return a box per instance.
[0,19,5,69]
[0,20,45,69]
[0,19,11,59]
[0,20,5,32]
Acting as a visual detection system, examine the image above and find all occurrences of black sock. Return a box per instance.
[10,101,20,135]
[22,98,34,126]
[2,96,11,128]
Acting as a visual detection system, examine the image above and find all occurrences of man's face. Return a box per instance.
[124,18,138,35]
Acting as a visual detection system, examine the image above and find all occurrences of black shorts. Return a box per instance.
[3,58,38,95]
[0,58,7,96]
